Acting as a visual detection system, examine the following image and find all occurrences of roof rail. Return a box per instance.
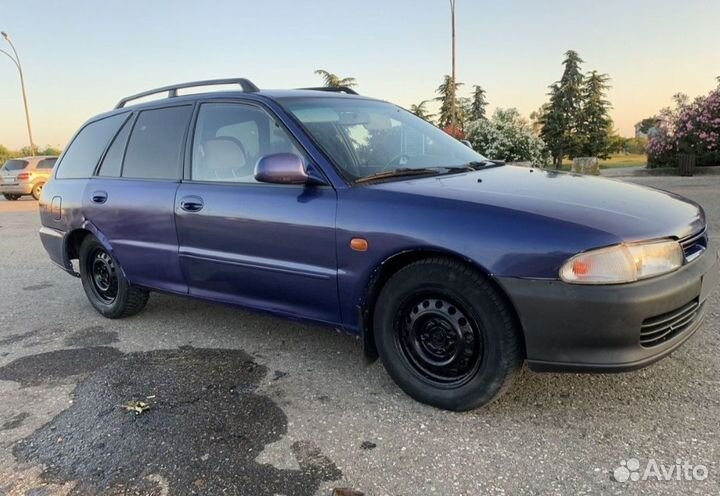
[297,86,359,95]
[114,78,260,109]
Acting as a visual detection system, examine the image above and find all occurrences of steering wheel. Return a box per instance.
[382,153,412,171]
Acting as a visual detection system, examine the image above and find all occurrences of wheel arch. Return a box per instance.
[63,224,124,278]
[359,248,526,363]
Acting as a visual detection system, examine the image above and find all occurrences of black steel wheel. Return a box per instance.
[395,295,482,387]
[374,258,523,411]
[88,248,119,303]
[79,235,149,319]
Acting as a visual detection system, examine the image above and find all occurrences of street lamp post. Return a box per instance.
[1,31,35,156]
[449,0,457,130]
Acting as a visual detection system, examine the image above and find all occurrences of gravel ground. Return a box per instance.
[0,176,718,495]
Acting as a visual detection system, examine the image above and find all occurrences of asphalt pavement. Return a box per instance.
[0,176,718,495]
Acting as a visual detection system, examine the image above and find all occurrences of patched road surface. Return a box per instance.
[0,177,719,495]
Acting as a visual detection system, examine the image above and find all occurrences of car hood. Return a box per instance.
[371,166,705,242]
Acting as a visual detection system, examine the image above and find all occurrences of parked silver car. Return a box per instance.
[0,156,57,200]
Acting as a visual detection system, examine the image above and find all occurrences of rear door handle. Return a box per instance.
[91,191,108,204]
[179,196,204,213]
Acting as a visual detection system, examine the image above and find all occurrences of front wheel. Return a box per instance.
[79,236,149,318]
[374,258,523,411]
[2,194,20,201]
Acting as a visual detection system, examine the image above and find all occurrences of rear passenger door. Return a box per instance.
[174,100,340,323]
[83,104,193,294]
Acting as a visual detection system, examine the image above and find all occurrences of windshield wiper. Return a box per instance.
[354,163,488,184]
[463,160,506,170]
[355,167,449,184]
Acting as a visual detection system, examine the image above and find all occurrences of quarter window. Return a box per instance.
[36,158,57,169]
[122,106,192,180]
[191,103,303,183]
[98,115,133,177]
[56,114,126,179]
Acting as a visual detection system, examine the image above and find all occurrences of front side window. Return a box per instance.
[55,113,127,179]
[191,103,302,183]
[122,106,192,180]
[280,97,486,181]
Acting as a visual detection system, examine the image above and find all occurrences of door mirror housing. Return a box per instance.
[254,153,323,185]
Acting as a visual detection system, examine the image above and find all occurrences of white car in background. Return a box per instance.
[0,156,57,200]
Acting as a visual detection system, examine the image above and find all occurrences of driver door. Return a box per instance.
[174,100,340,323]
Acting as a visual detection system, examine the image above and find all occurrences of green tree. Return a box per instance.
[0,144,10,162]
[435,75,463,129]
[409,100,434,122]
[37,146,61,156]
[540,50,586,168]
[468,85,488,122]
[637,117,657,135]
[314,69,357,88]
[578,71,613,158]
[529,104,549,136]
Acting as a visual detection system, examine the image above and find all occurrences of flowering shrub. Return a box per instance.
[442,125,466,140]
[647,88,720,167]
[466,108,549,165]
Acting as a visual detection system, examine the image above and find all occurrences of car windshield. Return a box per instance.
[280,97,487,181]
[1,159,29,172]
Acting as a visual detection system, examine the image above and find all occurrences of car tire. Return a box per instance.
[373,258,523,411]
[2,194,20,201]
[79,236,149,319]
[31,182,45,200]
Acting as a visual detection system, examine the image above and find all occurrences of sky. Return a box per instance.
[1,0,719,149]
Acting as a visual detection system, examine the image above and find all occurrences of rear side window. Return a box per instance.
[2,159,28,171]
[56,114,126,179]
[122,106,192,180]
[36,158,57,169]
[98,115,133,177]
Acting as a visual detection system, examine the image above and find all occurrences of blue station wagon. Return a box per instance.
[38,79,719,410]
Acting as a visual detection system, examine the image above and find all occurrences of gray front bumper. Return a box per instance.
[496,243,720,372]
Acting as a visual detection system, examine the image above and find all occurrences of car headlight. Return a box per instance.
[559,239,684,284]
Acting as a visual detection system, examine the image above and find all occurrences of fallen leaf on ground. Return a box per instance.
[121,400,151,415]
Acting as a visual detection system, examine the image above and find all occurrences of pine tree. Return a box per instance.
[540,50,585,167]
[409,100,434,122]
[435,75,463,129]
[579,71,612,158]
[469,85,488,121]
[314,69,357,88]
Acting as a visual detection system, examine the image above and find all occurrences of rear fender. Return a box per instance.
[63,222,129,281]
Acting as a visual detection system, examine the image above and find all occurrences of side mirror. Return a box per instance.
[459,139,474,150]
[254,153,311,185]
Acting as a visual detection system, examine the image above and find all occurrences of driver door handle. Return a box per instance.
[179,196,204,213]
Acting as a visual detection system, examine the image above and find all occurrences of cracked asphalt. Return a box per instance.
[0,175,718,495]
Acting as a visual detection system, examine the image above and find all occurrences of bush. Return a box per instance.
[466,108,549,165]
[646,88,720,167]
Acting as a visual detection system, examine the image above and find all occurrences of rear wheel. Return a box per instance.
[31,182,45,200]
[373,258,523,411]
[79,236,149,318]
[2,194,20,201]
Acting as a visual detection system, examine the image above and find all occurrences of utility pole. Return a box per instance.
[1,31,35,156]
[449,0,457,130]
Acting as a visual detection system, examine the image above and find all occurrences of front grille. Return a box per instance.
[640,299,704,348]
[679,228,708,262]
